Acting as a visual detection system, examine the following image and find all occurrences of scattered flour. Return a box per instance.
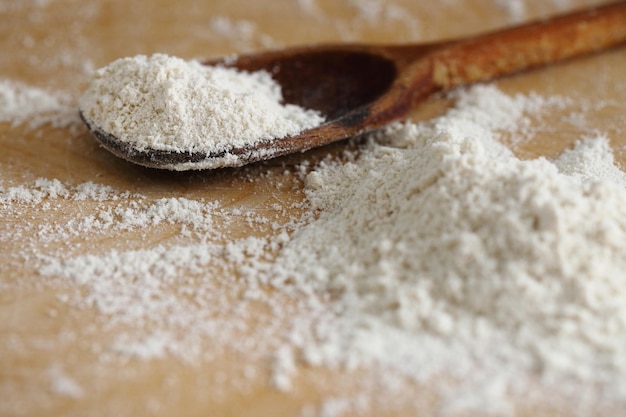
[0,180,235,243]
[48,366,84,399]
[209,16,257,41]
[208,16,276,49]
[0,79,80,128]
[0,178,133,205]
[78,54,325,169]
[6,1,624,416]
[18,84,626,415]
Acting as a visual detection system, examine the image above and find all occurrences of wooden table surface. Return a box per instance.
[2,1,626,416]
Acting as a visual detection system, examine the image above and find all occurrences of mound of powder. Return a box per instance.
[79,53,325,168]
[32,84,626,414]
[261,85,626,413]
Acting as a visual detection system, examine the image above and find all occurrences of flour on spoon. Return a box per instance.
[79,53,325,169]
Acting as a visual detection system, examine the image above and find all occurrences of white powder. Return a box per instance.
[48,366,84,399]
[29,83,626,414]
[0,178,132,206]
[0,180,232,247]
[554,135,626,186]
[9,1,624,416]
[260,84,626,413]
[208,16,276,49]
[209,16,257,41]
[0,79,79,128]
[79,54,325,168]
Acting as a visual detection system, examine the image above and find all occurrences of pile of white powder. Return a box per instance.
[11,82,623,414]
[78,53,325,166]
[262,85,626,413]
[6,1,626,416]
[3,31,626,417]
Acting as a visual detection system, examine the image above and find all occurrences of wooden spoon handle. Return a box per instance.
[431,1,626,89]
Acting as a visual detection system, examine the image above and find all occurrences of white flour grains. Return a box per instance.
[78,54,325,168]
[6,81,626,414]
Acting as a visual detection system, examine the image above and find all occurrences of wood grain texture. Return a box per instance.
[1,1,625,416]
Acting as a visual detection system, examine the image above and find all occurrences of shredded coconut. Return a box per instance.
[78,53,325,169]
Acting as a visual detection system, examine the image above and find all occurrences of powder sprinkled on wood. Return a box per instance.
[6,1,626,416]
[0,79,79,128]
[22,84,626,415]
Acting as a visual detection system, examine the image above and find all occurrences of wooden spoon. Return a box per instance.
[81,1,626,170]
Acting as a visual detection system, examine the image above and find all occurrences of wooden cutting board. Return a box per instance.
[1,1,625,416]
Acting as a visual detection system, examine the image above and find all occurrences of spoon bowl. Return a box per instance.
[226,47,400,120]
[81,1,626,170]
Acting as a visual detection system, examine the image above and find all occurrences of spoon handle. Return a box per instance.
[430,1,626,89]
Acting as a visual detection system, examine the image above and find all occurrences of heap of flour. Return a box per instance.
[261,85,626,412]
[79,53,324,167]
[29,83,626,414]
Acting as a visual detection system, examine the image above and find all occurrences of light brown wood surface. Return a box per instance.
[1,1,626,416]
